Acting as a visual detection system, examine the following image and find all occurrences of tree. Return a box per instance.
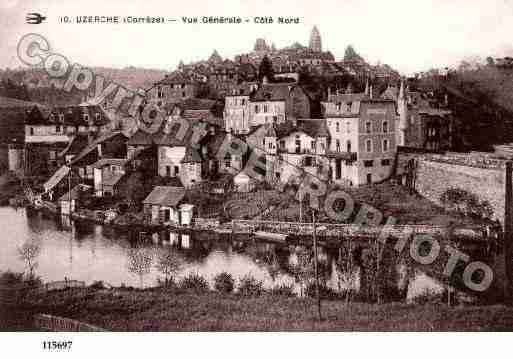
[17,242,41,277]
[258,55,274,83]
[155,250,182,286]
[127,247,154,288]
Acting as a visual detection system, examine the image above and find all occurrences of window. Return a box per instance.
[225,158,231,168]
[181,83,186,89]
[96,113,101,122]
[263,104,269,112]
[56,125,61,133]
[279,140,285,149]
[346,102,352,112]
[59,113,64,123]
[365,121,371,133]
[347,140,351,152]
[182,92,186,98]
[382,139,389,152]
[254,105,259,114]
[157,86,164,98]
[336,122,340,132]
[30,127,34,135]
[364,160,374,167]
[174,166,179,175]
[295,136,301,154]
[346,122,350,133]
[84,114,89,122]
[381,158,391,166]
[365,139,372,152]
[166,166,171,177]
[311,140,316,151]
[336,102,342,111]
[366,173,372,184]
[336,140,340,152]
[382,121,388,133]
[268,141,273,149]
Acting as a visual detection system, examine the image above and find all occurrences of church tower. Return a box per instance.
[309,26,322,52]
[397,80,408,146]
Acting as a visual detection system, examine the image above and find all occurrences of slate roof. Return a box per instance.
[127,128,156,146]
[155,72,195,85]
[102,172,125,187]
[275,119,329,139]
[58,184,91,202]
[251,83,301,102]
[91,158,129,169]
[181,146,203,163]
[58,133,90,157]
[143,186,186,207]
[26,104,109,126]
[70,131,128,166]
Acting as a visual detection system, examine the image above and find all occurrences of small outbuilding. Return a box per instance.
[143,186,190,225]
[234,170,255,192]
[58,184,92,215]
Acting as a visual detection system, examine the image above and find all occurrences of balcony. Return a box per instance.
[326,151,357,162]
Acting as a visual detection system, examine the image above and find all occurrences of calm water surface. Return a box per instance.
[0,206,464,300]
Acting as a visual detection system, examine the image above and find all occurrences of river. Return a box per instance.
[1,206,499,302]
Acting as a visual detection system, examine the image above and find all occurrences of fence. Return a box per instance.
[232,219,448,238]
[34,314,105,332]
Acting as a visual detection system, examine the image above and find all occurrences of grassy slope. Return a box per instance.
[4,287,513,331]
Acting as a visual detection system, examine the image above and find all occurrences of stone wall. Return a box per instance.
[412,157,509,224]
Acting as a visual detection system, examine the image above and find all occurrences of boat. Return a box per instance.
[253,230,288,243]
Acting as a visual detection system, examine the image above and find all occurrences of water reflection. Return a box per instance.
[0,206,501,302]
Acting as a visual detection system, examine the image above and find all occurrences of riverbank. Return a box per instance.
[4,285,513,331]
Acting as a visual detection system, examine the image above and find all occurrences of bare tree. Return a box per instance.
[127,247,154,288]
[17,242,41,277]
[155,250,182,286]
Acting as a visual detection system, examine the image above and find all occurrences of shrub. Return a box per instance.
[213,272,235,293]
[269,283,296,297]
[90,280,105,290]
[179,273,209,292]
[305,282,341,300]
[238,274,264,296]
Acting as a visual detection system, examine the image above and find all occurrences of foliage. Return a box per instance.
[126,247,154,288]
[17,241,41,276]
[440,187,494,219]
[155,250,182,286]
[90,281,106,290]
[258,55,274,82]
[269,283,296,297]
[237,274,264,296]
[305,281,341,300]
[178,273,209,292]
[213,272,235,293]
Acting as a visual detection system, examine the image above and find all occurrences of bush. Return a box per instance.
[213,272,235,293]
[179,273,209,292]
[90,280,105,290]
[269,283,296,297]
[305,282,341,300]
[238,274,264,296]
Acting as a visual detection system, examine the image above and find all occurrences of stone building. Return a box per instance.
[309,25,322,52]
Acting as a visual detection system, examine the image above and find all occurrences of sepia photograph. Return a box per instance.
[1,0,513,356]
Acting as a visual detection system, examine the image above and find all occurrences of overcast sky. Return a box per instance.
[1,0,513,75]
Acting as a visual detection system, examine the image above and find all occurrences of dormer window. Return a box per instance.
[157,86,164,98]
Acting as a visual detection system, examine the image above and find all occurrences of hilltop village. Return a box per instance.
[1,26,510,233]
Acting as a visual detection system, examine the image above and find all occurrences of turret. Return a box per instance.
[397,80,408,146]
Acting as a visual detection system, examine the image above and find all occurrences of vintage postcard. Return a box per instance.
[1,0,513,356]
